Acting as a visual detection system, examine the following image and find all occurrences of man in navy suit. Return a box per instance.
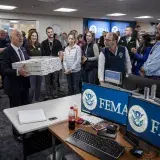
[1,29,30,108]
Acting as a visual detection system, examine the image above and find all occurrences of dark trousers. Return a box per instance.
[8,89,30,139]
[45,71,59,98]
[30,75,42,102]
[82,68,98,84]
[9,89,30,108]
[66,71,81,95]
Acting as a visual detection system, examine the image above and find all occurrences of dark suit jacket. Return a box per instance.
[1,45,30,96]
[118,36,137,61]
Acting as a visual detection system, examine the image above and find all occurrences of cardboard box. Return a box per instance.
[12,57,62,76]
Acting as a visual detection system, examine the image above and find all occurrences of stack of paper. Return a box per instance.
[80,115,103,125]
[18,109,47,125]
[12,56,62,76]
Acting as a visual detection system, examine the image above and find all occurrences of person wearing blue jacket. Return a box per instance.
[131,34,152,75]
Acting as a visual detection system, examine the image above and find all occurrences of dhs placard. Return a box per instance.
[105,70,122,85]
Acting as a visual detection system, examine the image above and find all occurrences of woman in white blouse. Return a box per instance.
[63,33,81,95]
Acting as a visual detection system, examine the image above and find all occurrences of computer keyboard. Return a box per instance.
[66,129,125,160]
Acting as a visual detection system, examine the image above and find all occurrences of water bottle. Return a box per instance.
[151,84,157,99]
[68,106,75,130]
[144,87,150,99]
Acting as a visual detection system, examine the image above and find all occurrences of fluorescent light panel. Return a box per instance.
[135,16,153,19]
[10,20,19,23]
[54,8,77,12]
[106,13,126,16]
[0,5,17,10]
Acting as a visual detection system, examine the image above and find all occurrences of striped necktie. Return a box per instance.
[18,49,24,61]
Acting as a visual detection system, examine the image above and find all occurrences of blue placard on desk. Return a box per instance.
[127,96,160,148]
[81,83,131,125]
[105,70,121,84]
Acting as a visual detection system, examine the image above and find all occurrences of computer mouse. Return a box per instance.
[107,125,117,132]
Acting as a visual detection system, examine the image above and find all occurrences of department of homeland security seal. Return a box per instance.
[128,105,148,133]
[82,89,97,110]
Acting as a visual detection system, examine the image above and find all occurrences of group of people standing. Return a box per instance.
[0,26,100,108]
[1,23,160,109]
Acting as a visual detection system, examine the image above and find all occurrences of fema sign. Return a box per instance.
[82,83,131,125]
[88,20,110,38]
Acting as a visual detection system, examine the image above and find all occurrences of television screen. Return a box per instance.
[111,22,130,36]
[88,20,110,39]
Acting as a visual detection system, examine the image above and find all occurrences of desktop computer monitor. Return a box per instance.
[81,83,131,126]
[127,96,160,148]
[123,74,160,98]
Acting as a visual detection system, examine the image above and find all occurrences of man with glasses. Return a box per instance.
[98,32,132,86]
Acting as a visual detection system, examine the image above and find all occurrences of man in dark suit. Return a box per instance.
[118,26,137,63]
[1,29,30,108]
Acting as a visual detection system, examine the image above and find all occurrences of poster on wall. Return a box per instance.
[88,20,110,39]
[111,22,130,36]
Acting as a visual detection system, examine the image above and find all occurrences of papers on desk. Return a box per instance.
[18,109,47,125]
[80,115,103,125]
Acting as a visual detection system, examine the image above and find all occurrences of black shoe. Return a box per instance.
[44,96,50,101]
[14,135,23,142]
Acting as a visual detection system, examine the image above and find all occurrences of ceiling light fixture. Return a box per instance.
[0,5,17,10]
[10,20,19,23]
[135,16,153,19]
[54,8,77,12]
[106,13,126,16]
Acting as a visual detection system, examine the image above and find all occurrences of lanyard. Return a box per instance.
[85,44,89,56]
[49,41,53,55]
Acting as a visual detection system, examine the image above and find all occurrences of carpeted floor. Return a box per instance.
[0,75,68,160]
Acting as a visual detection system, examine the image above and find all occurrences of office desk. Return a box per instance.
[3,94,81,160]
[49,121,160,160]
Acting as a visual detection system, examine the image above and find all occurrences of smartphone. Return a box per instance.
[49,117,57,121]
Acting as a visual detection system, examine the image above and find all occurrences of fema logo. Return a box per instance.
[128,105,148,133]
[89,25,97,33]
[112,26,119,33]
[119,52,123,58]
[82,89,97,110]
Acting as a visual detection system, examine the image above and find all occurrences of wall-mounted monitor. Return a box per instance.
[88,20,110,39]
[111,22,130,36]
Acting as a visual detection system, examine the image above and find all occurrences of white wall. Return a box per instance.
[0,12,83,41]
[137,22,156,34]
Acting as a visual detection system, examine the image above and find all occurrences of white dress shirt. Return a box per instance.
[98,47,132,82]
[11,43,25,61]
